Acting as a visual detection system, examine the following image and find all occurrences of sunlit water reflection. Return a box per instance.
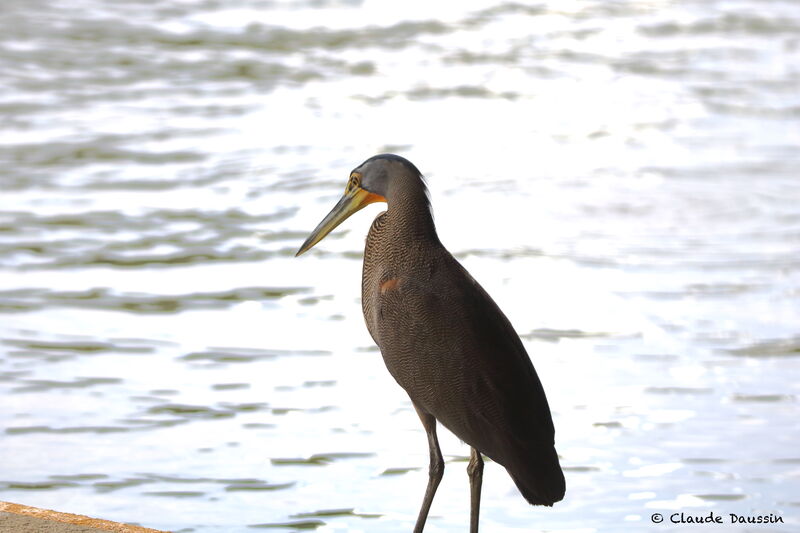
[1,0,799,531]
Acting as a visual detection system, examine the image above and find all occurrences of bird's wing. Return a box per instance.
[374,251,556,462]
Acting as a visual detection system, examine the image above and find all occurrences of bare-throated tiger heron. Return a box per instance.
[296,154,565,532]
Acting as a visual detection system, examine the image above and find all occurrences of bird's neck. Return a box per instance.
[385,188,438,245]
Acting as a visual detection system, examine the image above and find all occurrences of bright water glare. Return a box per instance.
[1,0,799,531]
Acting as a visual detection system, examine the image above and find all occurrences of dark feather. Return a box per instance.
[362,202,565,505]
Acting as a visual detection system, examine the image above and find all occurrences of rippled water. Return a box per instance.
[1,0,799,531]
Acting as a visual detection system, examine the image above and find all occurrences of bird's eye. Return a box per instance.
[346,173,361,193]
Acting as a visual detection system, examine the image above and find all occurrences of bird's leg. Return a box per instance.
[467,447,484,533]
[412,404,444,533]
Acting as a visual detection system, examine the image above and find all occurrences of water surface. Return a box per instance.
[1,0,799,531]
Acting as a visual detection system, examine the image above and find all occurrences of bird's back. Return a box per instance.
[362,212,565,506]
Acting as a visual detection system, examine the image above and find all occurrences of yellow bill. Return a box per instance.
[296,187,385,256]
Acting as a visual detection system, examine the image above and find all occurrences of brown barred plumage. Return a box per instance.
[298,154,564,532]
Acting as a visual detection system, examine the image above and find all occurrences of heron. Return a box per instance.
[296,154,565,532]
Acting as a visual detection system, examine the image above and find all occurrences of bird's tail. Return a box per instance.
[506,445,565,506]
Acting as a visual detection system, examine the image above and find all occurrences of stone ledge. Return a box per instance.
[0,501,169,533]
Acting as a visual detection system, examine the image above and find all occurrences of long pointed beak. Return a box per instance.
[296,188,385,256]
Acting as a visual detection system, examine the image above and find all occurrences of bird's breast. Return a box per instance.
[361,212,389,343]
[379,278,401,294]
[360,211,434,346]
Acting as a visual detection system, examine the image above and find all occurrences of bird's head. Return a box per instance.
[295,154,425,256]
